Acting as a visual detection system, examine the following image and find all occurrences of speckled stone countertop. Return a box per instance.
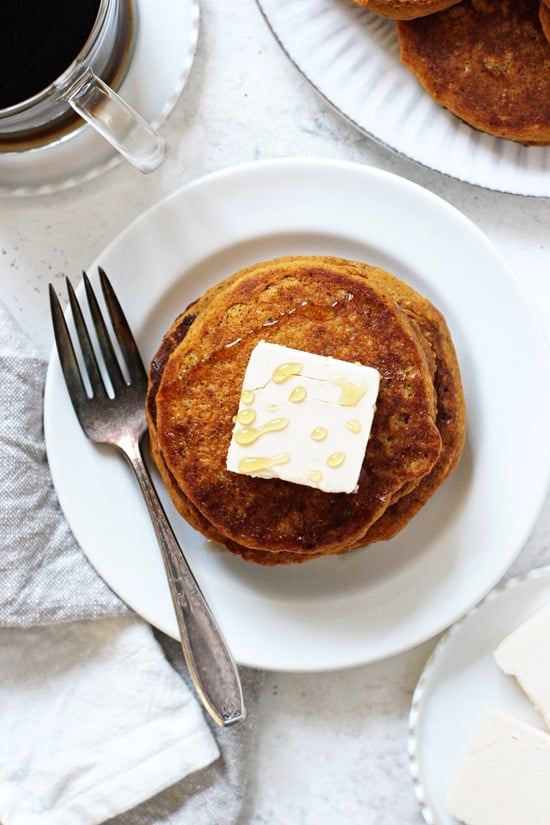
[2,1,550,823]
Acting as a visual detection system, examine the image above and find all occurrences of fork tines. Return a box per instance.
[49,268,147,406]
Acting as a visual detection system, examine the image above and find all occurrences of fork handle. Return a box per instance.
[120,435,246,728]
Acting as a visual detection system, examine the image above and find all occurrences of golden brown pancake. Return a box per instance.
[190,261,465,566]
[540,1,550,45]
[398,0,550,145]
[348,0,462,20]
[147,256,453,563]
[147,256,466,565]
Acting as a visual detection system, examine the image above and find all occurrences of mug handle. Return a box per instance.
[64,67,168,173]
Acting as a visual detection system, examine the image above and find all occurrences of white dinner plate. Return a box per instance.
[409,565,550,825]
[256,0,550,196]
[0,0,199,196]
[44,157,550,671]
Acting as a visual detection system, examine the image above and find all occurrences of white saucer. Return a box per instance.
[0,0,199,196]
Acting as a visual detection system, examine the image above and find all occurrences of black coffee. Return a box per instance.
[0,0,101,109]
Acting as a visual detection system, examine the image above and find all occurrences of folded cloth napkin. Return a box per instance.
[0,300,263,825]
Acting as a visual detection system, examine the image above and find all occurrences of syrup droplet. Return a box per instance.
[308,470,323,484]
[331,376,369,407]
[311,426,328,441]
[225,337,242,349]
[289,386,307,403]
[235,417,289,445]
[327,451,345,468]
[346,419,362,434]
[272,361,303,384]
[238,453,291,474]
[237,408,256,426]
[241,389,255,405]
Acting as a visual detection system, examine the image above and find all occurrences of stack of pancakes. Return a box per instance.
[349,0,550,145]
[146,256,466,566]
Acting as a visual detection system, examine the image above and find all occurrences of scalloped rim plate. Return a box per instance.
[409,565,550,824]
[44,157,550,671]
[257,0,550,196]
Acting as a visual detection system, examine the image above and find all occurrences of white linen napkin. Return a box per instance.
[0,618,219,825]
[0,300,262,825]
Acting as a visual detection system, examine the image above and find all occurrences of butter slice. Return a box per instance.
[445,710,550,825]
[494,602,550,728]
[226,341,380,493]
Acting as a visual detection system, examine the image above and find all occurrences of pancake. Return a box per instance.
[398,0,550,145]
[347,0,462,20]
[540,1,550,45]
[352,264,465,543]
[247,264,467,555]
[148,256,442,558]
[147,256,456,564]
[186,260,466,565]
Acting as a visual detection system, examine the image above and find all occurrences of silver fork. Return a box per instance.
[49,268,245,727]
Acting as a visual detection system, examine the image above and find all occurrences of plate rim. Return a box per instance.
[408,563,550,825]
[44,156,550,671]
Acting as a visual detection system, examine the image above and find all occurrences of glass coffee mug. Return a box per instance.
[0,0,168,173]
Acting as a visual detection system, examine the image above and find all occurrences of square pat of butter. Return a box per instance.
[445,710,550,825]
[226,341,380,493]
[494,601,550,728]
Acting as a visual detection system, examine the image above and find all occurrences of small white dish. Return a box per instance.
[44,157,550,671]
[257,0,550,196]
[0,0,199,196]
[409,565,550,825]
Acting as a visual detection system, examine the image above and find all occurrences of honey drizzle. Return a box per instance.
[237,408,256,425]
[272,362,303,384]
[219,298,353,355]
[330,376,369,407]
[235,416,289,445]
[238,453,291,474]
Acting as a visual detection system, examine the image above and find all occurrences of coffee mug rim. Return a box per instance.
[0,0,110,117]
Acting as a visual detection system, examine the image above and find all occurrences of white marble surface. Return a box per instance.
[2,1,550,823]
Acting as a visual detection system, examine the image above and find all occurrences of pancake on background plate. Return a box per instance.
[540,0,550,45]
[346,0,462,20]
[398,0,550,145]
[146,256,466,566]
